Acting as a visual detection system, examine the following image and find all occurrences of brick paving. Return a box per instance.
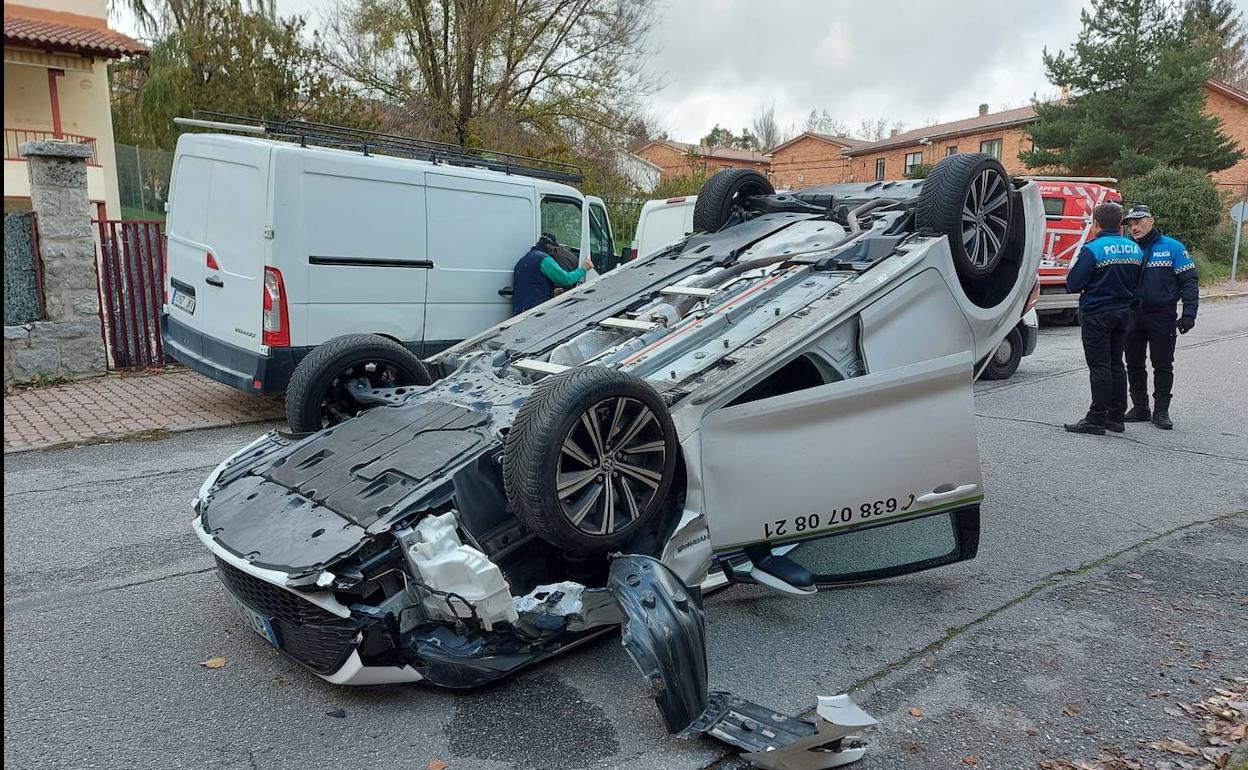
[3,367,283,453]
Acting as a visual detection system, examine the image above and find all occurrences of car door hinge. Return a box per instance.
[263,226,275,240]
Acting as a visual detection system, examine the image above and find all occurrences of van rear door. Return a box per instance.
[166,136,270,355]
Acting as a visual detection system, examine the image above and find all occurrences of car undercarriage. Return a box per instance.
[193,154,1042,767]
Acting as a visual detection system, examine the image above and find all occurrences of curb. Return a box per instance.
[2,414,281,455]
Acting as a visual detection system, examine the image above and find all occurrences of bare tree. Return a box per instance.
[751,102,791,151]
[324,0,658,150]
[116,0,275,36]
[803,108,850,137]
[857,116,906,141]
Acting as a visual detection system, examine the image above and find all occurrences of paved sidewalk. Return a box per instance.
[3,368,283,453]
[1203,279,1247,302]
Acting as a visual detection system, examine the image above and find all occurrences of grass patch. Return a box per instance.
[38,427,173,452]
[120,204,165,222]
[4,373,73,396]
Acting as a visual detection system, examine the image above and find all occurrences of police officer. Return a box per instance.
[1122,204,1198,430]
[512,233,593,315]
[1064,201,1144,435]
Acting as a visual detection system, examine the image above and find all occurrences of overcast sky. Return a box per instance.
[112,0,1171,142]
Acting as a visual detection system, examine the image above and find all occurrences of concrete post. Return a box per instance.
[2,141,107,385]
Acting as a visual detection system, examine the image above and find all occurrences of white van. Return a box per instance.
[629,195,696,260]
[161,121,617,431]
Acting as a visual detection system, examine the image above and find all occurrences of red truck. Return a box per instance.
[1028,176,1122,325]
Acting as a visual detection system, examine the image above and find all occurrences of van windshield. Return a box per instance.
[541,197,582,253]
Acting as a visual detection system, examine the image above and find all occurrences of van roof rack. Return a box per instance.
[174,111,584,185]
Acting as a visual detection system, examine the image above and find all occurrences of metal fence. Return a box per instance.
[4,212,43,325]
[4,129,100,165]
[115,143,174,221]
[604,197,646,251]
[95,219,166,368]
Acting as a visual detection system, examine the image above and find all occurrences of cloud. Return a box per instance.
[643,0,1090,141]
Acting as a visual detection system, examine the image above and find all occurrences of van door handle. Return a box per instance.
[205,275,224,287]
[498,287,514,297]
[915,483,979,505]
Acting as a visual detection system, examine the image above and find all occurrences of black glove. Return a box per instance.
[1177,316,1195,334]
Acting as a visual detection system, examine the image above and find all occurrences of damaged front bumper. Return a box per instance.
[197,504,876,767]
[609,554,877,769]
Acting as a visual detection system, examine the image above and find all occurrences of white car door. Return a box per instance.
[698,269,984,568]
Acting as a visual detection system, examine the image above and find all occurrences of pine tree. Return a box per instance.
[1022,0,1242,177]
[1185,0,1248,89]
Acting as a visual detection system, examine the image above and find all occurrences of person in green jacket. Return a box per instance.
[512,233,592,314]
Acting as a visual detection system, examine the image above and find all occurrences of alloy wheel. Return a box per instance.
[556,396,668,536]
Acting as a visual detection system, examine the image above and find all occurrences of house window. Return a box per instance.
[875,158,885,180]
[980,138,1003,159]
[904,152,923,177]
[946,146,958,157]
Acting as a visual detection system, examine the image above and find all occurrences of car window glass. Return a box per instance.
[784,512,957,578]
[541,197,582,253]
[1042,197,1065,218]
[588,203,614,271]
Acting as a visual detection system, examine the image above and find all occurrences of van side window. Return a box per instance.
[1042,197,1065,219]
[541,197,582,253]
[588,203,614,272]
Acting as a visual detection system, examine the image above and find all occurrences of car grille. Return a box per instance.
[215,558,361,674]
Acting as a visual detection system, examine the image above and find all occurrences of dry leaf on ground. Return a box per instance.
[1064,704,1081,717]
[1148,738,1199,756]
[199,656,227,669]
[907,707,924,718]
[427,761,449,770]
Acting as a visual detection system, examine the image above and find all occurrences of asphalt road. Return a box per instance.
[5,297,1246,770]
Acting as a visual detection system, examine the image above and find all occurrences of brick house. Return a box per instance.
[1202,79,1248,192]
[634,139,770,182]
[4,0,146,219]
[844,104,1037,183]
[767,132,868,189]
[839,80,1248,189]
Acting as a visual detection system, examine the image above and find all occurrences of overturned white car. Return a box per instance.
[193,153,1041,768]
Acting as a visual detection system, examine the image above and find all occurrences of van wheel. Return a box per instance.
[693,169,775,233]
[916,153,1014,280]
[503,368,678,553]
[285,334,432,432]
[979,327,1023,380]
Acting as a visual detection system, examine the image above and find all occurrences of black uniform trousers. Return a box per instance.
[1125,306,1178,410]
[1079,307,1132,425]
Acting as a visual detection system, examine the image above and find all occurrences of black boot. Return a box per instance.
[1152,409,1173,430]
[1123,404,1151,422]
[1064,419,1106,435]
[1106,416,1125,433]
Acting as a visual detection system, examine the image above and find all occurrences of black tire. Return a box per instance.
[285,334,432,433]
[916,153,1014,280]
[692,168,775,233]
[979,327,1023,381]
[502,367,678,553]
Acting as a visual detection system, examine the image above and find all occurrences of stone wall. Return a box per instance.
[5,322,107,385]
[3,141,108,387]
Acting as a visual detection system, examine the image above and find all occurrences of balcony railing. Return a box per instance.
[4,129,100,165]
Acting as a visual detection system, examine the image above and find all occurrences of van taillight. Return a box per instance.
[665,196,687,204]
[1025,280,1041,313]
[206,251,220,270]
[263,266,290,347]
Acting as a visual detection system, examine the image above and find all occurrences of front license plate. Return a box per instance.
[224,591,278,646]
[171,288,196,315]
